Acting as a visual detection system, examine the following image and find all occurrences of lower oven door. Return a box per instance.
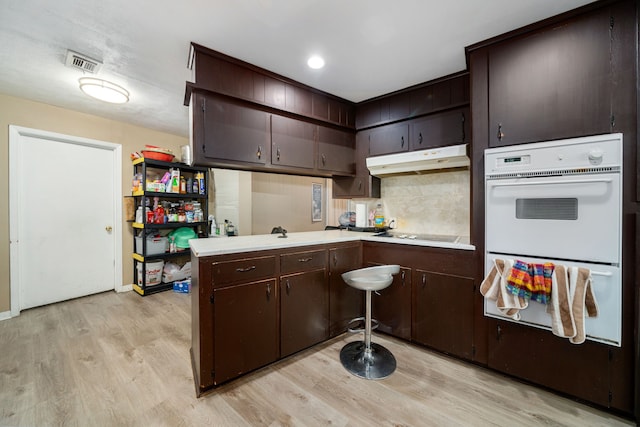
[485,173,620,263]
[484,253,621,347]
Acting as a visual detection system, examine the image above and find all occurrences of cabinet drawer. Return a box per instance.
[212,255,276,285]
[280,249,327,274]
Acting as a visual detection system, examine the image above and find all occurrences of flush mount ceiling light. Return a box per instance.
[78,77,129,104]
[307,55,325,69]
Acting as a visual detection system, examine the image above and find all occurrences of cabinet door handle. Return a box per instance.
[333,253,337,266]
[461,112,466,142]
[286,279,291,294]
[256,145,262,159]
[276,147,281,161]
[418,133,423,145]
[297,257,313,263]
[401,270,406,286]
[400,136,405,148]
[422,273,426,288]
[358,180,362,190]
[321,154,326,165]
[236,265,256,273]
[497,124,505,141]
[266,283,271,299]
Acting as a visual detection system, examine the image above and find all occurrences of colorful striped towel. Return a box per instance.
[506,260,554,304]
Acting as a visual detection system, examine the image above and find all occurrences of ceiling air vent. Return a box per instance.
[65,50,102,73]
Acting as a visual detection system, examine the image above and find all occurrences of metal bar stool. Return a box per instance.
[340,264,400,379]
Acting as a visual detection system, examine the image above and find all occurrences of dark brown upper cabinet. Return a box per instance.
[485,8,613,147]
[317,126,356,175]
[194,93,270,166]
[355,73,469,130]
[409,107,469,151]
[191,90,355,177]
[369,122,409,156]
[271,115,316,170]
[190,43,355,129]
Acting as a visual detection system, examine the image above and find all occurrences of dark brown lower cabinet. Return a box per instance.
[412,270,474,360]
[371,265,412,340]
[213,279,278,385]
[328,244,362,337]
[280,269,329,357]
[486,319,611,407]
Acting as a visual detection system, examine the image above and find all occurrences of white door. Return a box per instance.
[9,126,122,313]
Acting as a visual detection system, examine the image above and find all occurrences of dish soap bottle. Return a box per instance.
[374,203,385,228]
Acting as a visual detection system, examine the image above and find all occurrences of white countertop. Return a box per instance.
[190,230,475,257]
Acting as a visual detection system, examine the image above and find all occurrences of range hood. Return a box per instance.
[366,144,469,176]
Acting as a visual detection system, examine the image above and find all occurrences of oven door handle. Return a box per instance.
[591,270,613,277]
[487,177,613,187]
[487,257,613,277]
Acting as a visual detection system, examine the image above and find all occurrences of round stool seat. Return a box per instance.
[339,264,400,380]
[341,265,400,291]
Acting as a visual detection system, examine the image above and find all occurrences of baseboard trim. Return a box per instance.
[0,311,12,321]
[117,284,133,293]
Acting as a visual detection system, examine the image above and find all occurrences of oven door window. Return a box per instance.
[515,198,578,220]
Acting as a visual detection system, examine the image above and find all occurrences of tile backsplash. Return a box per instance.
[351,169,470,237]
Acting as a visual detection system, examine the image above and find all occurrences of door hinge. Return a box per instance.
[608,390,613,405]
[609,16,614,30]
[201,98,206,113]
[610,115,615,129]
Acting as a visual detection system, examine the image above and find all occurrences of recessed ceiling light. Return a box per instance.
[307,56,325,69]
[79,77,129,104]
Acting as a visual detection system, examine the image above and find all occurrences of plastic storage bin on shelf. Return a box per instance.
[135,235,168,256]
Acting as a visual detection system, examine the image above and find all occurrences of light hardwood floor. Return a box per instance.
[0,290,633,426]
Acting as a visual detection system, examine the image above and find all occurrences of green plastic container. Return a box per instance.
[168,227,198,249]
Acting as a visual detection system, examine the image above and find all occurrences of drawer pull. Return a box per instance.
[236,265,256,273]
[267,283,271,299]
[297,257,313,263]
[286,280,291,294]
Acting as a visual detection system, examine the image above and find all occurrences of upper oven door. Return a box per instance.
[485,173,621,263]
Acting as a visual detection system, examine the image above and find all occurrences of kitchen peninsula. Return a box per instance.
[190,230,475,394]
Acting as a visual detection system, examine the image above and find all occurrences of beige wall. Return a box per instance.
[0,93,188,313]
[251,173,337,235]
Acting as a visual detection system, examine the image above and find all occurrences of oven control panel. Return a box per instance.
[485,133,622,175]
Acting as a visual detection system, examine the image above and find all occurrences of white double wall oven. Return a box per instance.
[484,133,623,346]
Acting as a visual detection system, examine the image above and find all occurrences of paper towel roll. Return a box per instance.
[355,203,367,228]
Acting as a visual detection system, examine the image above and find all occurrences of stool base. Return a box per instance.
[340,341,396,380]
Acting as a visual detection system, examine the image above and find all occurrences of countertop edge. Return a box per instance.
[190,230,475,257]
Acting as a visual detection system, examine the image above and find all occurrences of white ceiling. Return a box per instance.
[0,0,595,138]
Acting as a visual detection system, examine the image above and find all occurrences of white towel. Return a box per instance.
[480,259,528,320]
[547,266,598,344]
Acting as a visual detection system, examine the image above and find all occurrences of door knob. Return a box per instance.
[105,226,113,232]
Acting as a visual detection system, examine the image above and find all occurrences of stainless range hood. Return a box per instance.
[366,144,469,176]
